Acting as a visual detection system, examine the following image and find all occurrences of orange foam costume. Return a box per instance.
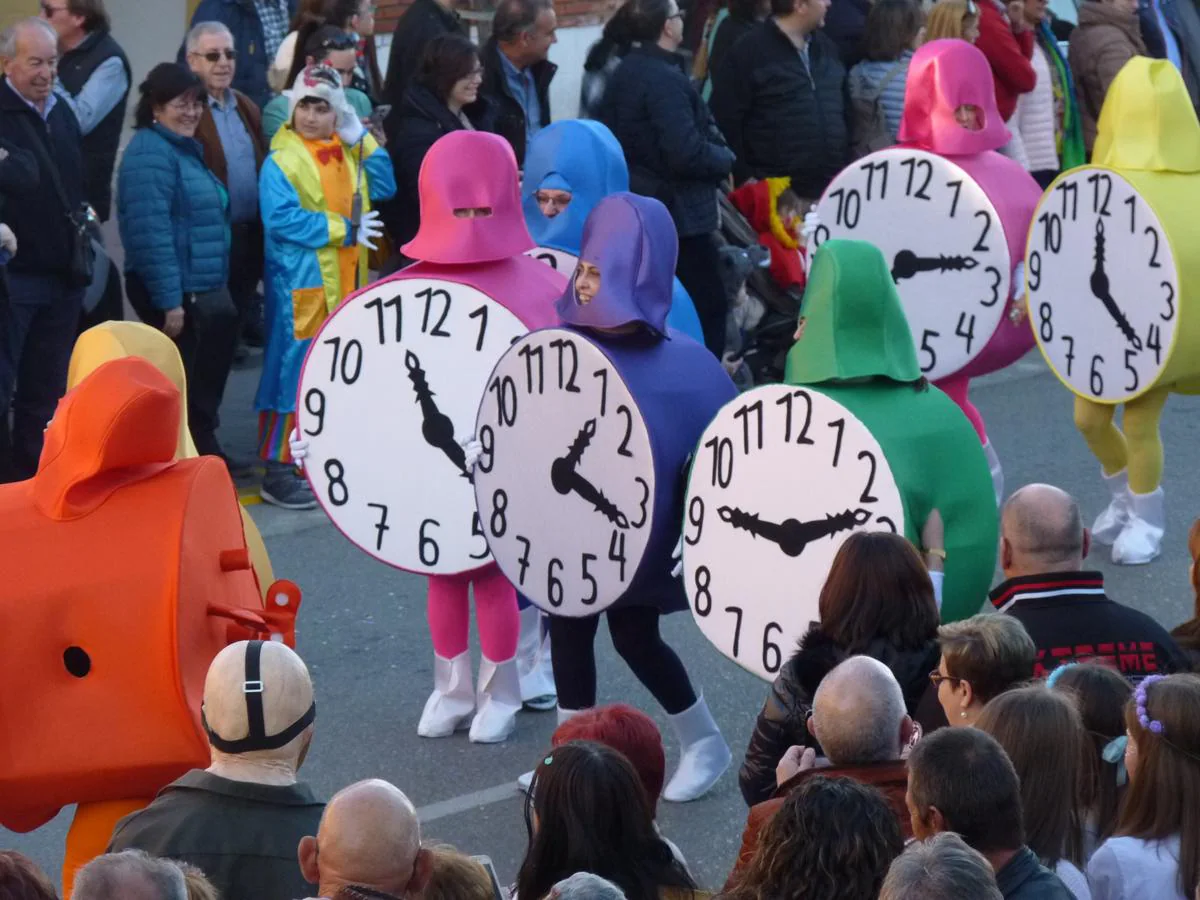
[0,355,300,895]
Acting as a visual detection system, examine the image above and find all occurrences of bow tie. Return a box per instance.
[316,144,344,165]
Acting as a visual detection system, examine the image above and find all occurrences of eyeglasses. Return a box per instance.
[928,668,964,688]
[194,49,237,62]
[167,97,204,112]
[40,2,67,15]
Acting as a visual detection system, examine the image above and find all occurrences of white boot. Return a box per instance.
[1112,487,1164,566]
[1092,469,1133,546]
[469,656,522,743]
[983,440,1004,506]
[517,606,557,711]
[418,652,476,738]
[662,695,731,803]
[517,706,583,792]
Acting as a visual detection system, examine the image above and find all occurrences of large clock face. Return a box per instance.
[472,328,656,616]
[683,385,906,682]
[1026,168,1180,402]
[813,148,1012,382]
[297,277,526,575]
[525,247,578,276]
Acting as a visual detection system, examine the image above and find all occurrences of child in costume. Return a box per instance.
[256,64,395,509]
[728,177,808,293]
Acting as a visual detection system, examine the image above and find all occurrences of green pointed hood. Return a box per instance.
[785,239,921,385]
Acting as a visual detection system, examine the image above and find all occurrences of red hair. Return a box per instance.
[552,704,666,806]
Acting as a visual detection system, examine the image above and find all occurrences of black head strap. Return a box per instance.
[203,640,316,754]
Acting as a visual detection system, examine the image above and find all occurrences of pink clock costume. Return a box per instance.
[396,132,564,742]
[898,40,1042,501]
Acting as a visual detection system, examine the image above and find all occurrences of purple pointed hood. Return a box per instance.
[555,193,677,335]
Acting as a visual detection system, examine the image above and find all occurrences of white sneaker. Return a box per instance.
[662,695,731,803]
[1092,469,1132,546]
[1112,488,1164,565]
[417,652,475,738]
[469,656,521,743]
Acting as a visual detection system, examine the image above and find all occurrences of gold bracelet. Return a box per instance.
[924,547,946,560]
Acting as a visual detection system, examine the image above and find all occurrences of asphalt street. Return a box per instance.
[5,348,1198,893]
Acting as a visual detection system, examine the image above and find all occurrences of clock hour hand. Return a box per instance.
[717,506,871,557]
[551,458,630,528]
[1089,219,1143,350]
[405,350,471,481]
[891,250,979,282]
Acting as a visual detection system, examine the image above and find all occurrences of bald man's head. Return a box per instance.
[299,779,430,898]
[812,656,910,764]
[204,640,314,766]
[1000,484,1087,577]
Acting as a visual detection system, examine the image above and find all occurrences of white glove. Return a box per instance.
[337,108,367,146]
[801,209,822,275]
[1011,261,1026,298]
[289,428,310,470]
[461,436,483,472]
[670,534,684,579]
[356,209,383,251]
[0,223,15,257]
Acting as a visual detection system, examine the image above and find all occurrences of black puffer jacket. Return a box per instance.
[479,39,555,167]
[709,19,849,199]
[738,624,946,806]
[597,43,734,237]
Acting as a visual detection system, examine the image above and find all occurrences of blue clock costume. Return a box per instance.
[522,120,705,344]
[550,192,737,803]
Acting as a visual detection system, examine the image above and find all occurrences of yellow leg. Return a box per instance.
[1123,388,1169,494]
[1073,397,1127,476]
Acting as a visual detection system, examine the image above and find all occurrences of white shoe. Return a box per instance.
[517,706,584,792]
[417,652,475,738]
[1092,469,1132,546]
[661,695,731,803]
[1112,488,1164,566]
[983,440,1004,507]
[469,656,522,743]
[517,606,557,711]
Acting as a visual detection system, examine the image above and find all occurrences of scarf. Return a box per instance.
[1037,21,1087,168]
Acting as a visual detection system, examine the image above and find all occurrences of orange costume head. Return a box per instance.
[0,358,298,835]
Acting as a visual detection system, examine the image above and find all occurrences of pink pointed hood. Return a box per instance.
[401,131,536,264]
[898,39,1010,156]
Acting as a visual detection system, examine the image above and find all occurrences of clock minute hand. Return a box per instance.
[717,506,872,557]
[405,350,472,481]
[891,250,979,282]
[1089,219,1143,350]
[550,460,630,528]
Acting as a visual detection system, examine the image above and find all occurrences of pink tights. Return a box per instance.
[426,565,519,661]
[936,374,986,444]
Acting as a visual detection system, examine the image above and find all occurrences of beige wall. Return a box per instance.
[106,0,188,113]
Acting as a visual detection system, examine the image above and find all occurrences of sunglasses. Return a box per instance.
[195,49,237,62]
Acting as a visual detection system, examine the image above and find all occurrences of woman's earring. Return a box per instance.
[959,710,968,719]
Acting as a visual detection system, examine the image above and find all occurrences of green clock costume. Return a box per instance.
[785,240,997,622]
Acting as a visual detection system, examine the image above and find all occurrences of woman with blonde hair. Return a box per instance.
[924,0,981,42]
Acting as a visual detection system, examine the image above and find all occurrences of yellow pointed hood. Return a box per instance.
[1094,57,1200,173]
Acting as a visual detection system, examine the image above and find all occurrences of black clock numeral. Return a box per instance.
[593,367,609,416]
[547,557,564,607]
[515,534,531,584]
[1038,303,1054,342]
[919,329,939,373]
[811,224,830,247]
[859,159,889,201]
[477,424,495,473]
[828,186,861,228]
[1146,226,1163,269]
[684,496,705,546]
[616,405,635,458]
[857,449,879,503]
[324,336,363,384]
[704,435,734,488]
[489,488,509,538]
[1090,355,1105,397]
[693,565,712,617]
[470,513,490,559]
[1028,252,1041,292]
[1161,281,1176,322]
[489,375,518,427]
[364,295,402,344]
[580,553,598,605]
[518,343,545,395]
[762,622,783,674]
[980,266,1002,308]
[956,312,976,353]
[1124,349,1140,392]
[1039,211,1062,254]
[549,338,582,392]
[1087,172,1112,217]
[946,179,963,217]
[775,388,814,444]
[609,529,627,581]
[972,209,992,253]
[536,252,558,269]
[368,502,389,551]
[631,477,650,529]
[1146,324,1163,365]
[1056,180,1078,221]
[1062,335,1076,376]
[417,286,452,337]
[827,418,845,467]
[732,399,764,454]
[877,516,897,533]
[324,458,348,506]
[303,388,325,436]
[418,518,441,566]
[468,303,488,351]
[1124,195,1136,233]
[900,157,933,200]
[725,605,744,658]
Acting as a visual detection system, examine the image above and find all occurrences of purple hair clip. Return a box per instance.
[1135,675,1166,735]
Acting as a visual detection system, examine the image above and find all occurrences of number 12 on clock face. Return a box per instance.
[682,385,906,681]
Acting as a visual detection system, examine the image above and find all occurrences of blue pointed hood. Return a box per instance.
[523,120,629,255]
[556,193,677,335]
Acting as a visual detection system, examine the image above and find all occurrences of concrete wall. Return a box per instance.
[106,0,188,115]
